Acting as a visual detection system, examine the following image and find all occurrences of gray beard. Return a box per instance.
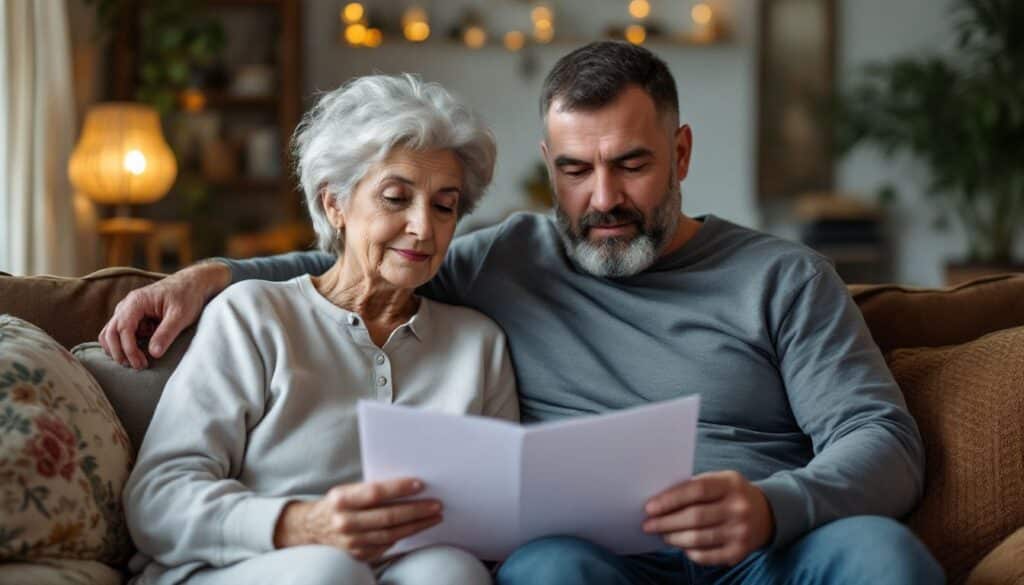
[555,181,681,278]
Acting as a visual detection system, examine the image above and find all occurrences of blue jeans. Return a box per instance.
[496,516,944,585]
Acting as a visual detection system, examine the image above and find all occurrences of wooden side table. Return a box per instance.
[97,217,155,269]
[98,218,192,272]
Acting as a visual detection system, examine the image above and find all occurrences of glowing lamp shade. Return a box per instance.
[68,103,177,207]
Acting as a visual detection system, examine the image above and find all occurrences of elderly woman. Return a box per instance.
[123,75,518,585]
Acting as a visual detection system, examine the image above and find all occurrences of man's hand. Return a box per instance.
[273,478,443,563]
[99,262,231,369]
[643,470,775,567]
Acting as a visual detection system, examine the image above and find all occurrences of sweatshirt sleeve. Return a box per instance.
[753,261,925,549]
[215,251,335,284]
[123,289,290,568]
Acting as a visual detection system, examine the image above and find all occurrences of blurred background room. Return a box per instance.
[2,0,1022,286]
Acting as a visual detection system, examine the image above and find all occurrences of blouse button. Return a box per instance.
[376,354,386,365]
[377,376,388,387]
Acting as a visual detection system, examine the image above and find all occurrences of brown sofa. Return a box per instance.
[1,267,1022,584]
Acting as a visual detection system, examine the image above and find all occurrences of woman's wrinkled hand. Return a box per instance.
[273,478,443,562]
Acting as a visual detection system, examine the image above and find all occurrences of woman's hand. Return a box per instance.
[273,478,443,562]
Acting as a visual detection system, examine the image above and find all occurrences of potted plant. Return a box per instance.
[835,0,1024,284]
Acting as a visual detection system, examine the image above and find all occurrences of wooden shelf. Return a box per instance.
[339,34,732,52]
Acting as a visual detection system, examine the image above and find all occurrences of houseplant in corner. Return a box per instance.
[836,0,1024,284]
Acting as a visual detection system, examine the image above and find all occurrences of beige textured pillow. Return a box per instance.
[0,315,132,565]
[887,326,1024,584]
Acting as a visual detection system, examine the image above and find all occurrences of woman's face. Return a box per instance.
[324,147,464,291]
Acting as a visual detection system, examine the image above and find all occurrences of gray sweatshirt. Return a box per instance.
[221,212,925,549]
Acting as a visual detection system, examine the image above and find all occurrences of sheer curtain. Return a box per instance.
[0,0,79,276]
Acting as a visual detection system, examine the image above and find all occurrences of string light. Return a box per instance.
[628,0,650,19]
[531,5,553,24]
[402,7,428,28]
[625,24,646,44]
[402,7,431,42]
[692,3,713,25]
[345,23,367,45]
[464,25,487,49]
[364,28,383,47]
[504,30,525,51]
[533,18,554,43]
[342,2,364,24]
[404,21,430,42]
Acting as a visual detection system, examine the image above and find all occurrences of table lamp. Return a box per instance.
[68,103,177,267]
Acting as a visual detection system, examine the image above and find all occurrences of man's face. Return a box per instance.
[542,85,692,277]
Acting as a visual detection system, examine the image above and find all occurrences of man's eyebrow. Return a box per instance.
[553,148,655,168]
[609,147,654,164]
[553,155,589,168]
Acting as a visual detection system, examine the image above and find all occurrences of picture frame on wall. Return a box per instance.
[757,0,837,201]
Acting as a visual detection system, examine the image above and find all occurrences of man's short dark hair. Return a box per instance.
[540,41,679,126]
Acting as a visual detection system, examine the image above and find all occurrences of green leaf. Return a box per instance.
[167,60,189,84]
[160,29,184,51]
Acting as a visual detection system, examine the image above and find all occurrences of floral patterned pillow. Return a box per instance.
[0,315,133,565]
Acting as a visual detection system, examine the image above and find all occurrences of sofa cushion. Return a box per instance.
[0,268,163,350]
[0,315,133,565]
[71,327,194,454]
[888,325,1024,583]
[852,273,1024,353]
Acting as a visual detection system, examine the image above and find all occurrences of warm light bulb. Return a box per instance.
[123,150,147,175]
[464,26,487,49]
[625,24,646,45]
[402,7,428,27]
[345,23,367,45]
[692,3,713,25]
[180,88,206,112]
[531,5,553,23]
[504,30,525,51]
[342,2,364,24]
[628,0,651,19]
[364,28,383,47]
[534,22,554,43]
[404,21,430,42]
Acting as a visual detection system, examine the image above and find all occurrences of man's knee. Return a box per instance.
[276,545,375,585]
[496,535,628,585]
[380,545,490,585]
[801,516,945,584]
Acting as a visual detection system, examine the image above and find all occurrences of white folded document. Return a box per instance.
[357,394,700,560]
